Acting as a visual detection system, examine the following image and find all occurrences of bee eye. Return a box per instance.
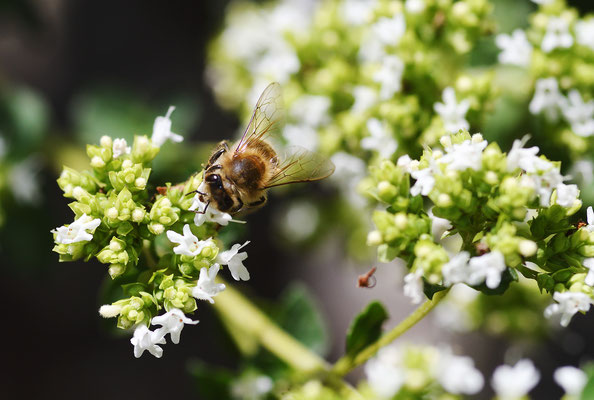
[205,174,220,183]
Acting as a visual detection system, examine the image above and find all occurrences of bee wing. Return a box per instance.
[234,82,284,154]
[264,146,335,189]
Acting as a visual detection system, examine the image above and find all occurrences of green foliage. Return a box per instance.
[345,301,389,358]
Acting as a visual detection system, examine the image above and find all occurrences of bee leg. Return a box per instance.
[192,200,210,215]
[248,196,266,207]
[206,141,230,168]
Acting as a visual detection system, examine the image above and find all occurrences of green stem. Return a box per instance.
[213,284,364,398]
[213,283,330,373]
[330,289,449,377]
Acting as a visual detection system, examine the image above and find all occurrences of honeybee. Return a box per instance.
[197,82,335,215]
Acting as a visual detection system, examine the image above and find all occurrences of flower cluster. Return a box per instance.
[209,0,495,159]
[495,0,594,157]
[207,0,497,249]
[367,130,594,327]
[51,108,251,357]
[361,344,484,398]
[363,348,590,400]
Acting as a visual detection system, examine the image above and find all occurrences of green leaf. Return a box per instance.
[122,282,146,297]
[423,280,446,300]
[580,362,594,400]
[275,283,329,356]
[536,273,555,293]
[552,268,574,283]
[345,301,388,358]
[187,360,233,400]
[475,268,518,295]
[377,244,399,263]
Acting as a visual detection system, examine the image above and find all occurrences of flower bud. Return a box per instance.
[132,208,145,223]
[367,230,383,246]
[99,304,122,318]
[100,135,113,148]
[519,240,537,257]
[109,263,126,278]
[106,207,119,220]
[90,156,106,168]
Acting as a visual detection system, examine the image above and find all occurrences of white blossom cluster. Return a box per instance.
[364,344,484,398]
[398,133,592,331]
[495,15,594,138]
[54,108,255,358]
[118,224,250,358]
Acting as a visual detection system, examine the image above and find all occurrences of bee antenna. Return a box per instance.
[186,190,206,197]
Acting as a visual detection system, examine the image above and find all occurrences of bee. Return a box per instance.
[197,82,335,215]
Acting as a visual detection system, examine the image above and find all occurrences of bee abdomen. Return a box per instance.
[230,156,266,190]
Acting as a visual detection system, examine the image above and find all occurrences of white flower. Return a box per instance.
[506,137,546,172]
[364,347,405,398]
[372,13,406,46]
[52,213,101,244]
[541,17,573,53]
[341,0,377,26]
[189,183,233,226]
[556,183,579,207]
[166,224,212,257]
[434,284,479,332]
[586,206,594,232]
[361,118,398,159]
[436,350,484,395]
[231,374,274,400]
[544,291,594,327]
[434,87,470,133]
[217,241,250,281]
[130,325,166,358]
[440,136,488,171]
[405,0,425,13]
[283,124,319,151]
[531,168,566,207]
[575,19,594,51]
[410,165,437,197]
[9,156,42,205]
[279,200,320,241]
[442,251,471,287]
[531,0,553,4]
[152,308,199,344]
[529,78,563,121]
[495,29,532,67]
[192,264,226,304]
[397,154,416,173]
[560,90,594,137]
[330,152,368,206]
[403,268,425,304]
[289,95,331,128]
[554,366,587,396]
[251,41,300,83]
[491,359,540,399]
[571,160,594,186]
[351,85,378,114]
[112,138,131,158]
[151,106,183,147]
[373,55,405,100]
[468,251,507,289]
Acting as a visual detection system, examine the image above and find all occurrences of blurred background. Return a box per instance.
[2,0,594,399]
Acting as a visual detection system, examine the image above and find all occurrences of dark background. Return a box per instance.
[2,1,594,399]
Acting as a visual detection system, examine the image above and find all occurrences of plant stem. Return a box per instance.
[213,284,365,398]
[212,283,330,373]
[330,289,449,377]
